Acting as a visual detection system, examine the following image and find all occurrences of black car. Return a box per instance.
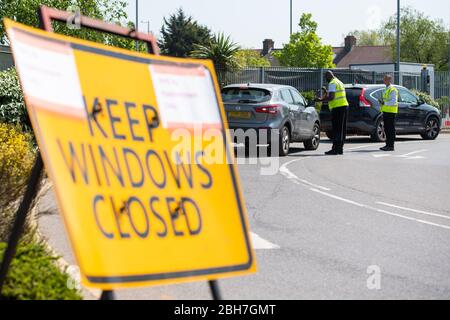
[222,84,321,156]
[320,84,441,141]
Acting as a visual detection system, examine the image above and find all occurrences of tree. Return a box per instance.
[345,30,387,46]
[274,13,335,68]
[158,8,211,57]
[349,7,450,71]
[235,49,270,67]
[383,7,449,71]
[191,33,240,84]
[0,0,131,48]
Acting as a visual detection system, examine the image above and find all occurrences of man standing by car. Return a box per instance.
[317,71,349,155]
[379,74,398,151]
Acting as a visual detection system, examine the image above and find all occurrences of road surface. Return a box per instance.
[37,134,450,299]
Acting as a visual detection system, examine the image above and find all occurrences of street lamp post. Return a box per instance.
[396,0,401,84]
[135,0,139,50]
[290,0,293,36]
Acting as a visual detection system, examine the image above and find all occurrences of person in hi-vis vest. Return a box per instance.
[317,71,349,155]
[379,74,398,151]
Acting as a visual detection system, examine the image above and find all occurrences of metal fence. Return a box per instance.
[435,71,450,99]
[219,67,450,100]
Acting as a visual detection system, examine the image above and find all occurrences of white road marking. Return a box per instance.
[373,154,392,158]
[310,188,450,230]
[398,149,427,157]
[372,149,427,160]
[250,232,280,249]
[280,159,331,191]
[278,152,450,231]
[376,202,450,220]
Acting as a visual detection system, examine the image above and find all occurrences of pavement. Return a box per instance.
[37,133,450,300]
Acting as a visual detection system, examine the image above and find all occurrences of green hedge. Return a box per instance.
[0,68,29,132]
[301,90,322,112]
[411,89,441,111]
[0,242,82,300]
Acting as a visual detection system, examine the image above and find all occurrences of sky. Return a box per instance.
[125,0,450,49]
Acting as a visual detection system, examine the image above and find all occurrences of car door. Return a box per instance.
[395,87,413,131]
[290,89,309,137]
[398,88,427,130]
[280,89,301,139]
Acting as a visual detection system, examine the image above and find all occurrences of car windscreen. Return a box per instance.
[221,87,271,103]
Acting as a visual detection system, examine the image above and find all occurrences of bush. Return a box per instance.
[301,90,322,112]
[411,89,441,111]
[436,96,450,109]
[0,68,30,132]
[0,123,36,242]
[0,242,82,300]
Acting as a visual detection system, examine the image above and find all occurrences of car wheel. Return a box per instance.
[420,116,440,140]
[270,126,290,157]
[325,131,334,140]
[371,118,386,142]
[304,122,321,150]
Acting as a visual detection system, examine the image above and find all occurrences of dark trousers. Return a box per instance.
[331,106,348,152]
[383,112,396,148]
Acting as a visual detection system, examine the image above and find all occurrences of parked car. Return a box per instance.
[320,84,441,141]
[221,84,321,156]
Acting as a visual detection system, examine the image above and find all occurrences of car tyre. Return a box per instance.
[420,116,440,140]
[370,117,386,142]
[270,126,290,157]
[304,122,321,150]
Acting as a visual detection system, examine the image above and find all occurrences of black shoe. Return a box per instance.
[325,149,339,155]
[337,150,343,155]
[380,146,394,151]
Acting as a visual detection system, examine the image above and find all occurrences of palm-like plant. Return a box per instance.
[191,33,241,85]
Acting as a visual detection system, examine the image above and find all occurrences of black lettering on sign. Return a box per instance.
[122,148,144,188]
[181,197,202,235]
[149,196,168,238]
[195,151,213,189]
[98,145,125,187]
[92,194,114,239]
[145,150,166,189]
[83,96,107,138]
[57,139,90,185]
[91,195,204,240]
[164,151,193,189]
[166,197,184,237]
[106,99,126,140]
[126,196,149,239]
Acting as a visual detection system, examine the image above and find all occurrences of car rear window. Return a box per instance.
[221,87,271,103]
[345,88,363,106]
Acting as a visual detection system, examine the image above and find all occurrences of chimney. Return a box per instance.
[344,35,357,52]
[262,39,274,56]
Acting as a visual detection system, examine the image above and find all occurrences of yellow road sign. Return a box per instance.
[5,19,255,289]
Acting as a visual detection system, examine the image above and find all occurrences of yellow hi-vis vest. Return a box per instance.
[381,85,399,113]
[328,78,349,110]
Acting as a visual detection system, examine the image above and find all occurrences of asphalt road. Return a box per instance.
[38,133,450,299]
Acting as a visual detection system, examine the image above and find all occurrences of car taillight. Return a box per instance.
[359,88,371,107]
[255,105,280,114]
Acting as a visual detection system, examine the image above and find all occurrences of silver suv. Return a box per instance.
[222,83,320,156]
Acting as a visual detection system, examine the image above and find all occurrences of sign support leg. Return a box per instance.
[0,154,43,295]
[100,290,115,300]
[208,280,222,300]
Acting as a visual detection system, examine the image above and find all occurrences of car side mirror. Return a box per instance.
[417,98,425,106]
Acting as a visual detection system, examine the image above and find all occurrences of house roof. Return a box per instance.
[333,46,392,68]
